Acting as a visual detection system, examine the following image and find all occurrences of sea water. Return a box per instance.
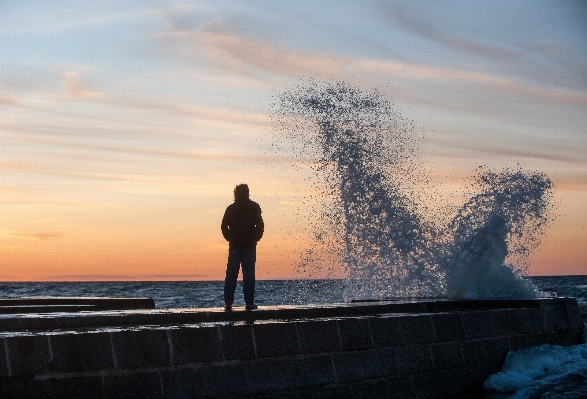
[484,321,587,399]
[0,276,584,308]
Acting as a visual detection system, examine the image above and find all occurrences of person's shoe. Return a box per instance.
[245,304,258,311]
[224,304,232,311]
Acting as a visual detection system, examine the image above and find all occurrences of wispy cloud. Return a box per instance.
[9,231,63,240]
[0,160,179,183]
[0,95,21,106]
[192,27,341,77]
[2,5,152,35]
[357,59,587,106]
[0,143,304,183]
[373,2,587,91]
[439,141,587,166]
[375,2,519,62]
[60,68,104,100]
[40,273,207,281]
[160,23,587,107]
[4,91,269,132]
[550,173,587,191]
[1,131,291,166]
[0,201,81,206]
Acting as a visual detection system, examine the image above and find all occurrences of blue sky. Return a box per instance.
[1,1,586,279]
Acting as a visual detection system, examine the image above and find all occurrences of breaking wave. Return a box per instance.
[270,80,554,301]
[484,326,587,399]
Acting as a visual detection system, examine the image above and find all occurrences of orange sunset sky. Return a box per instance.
[1,1,586,281]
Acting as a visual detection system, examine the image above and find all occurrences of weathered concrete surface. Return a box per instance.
[0,298,583,399]
[0,297,155,314]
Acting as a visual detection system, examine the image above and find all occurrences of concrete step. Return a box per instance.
[0,297,155,314]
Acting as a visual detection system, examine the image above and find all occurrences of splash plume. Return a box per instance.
[271,80,553,300]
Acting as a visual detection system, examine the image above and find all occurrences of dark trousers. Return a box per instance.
[224,247,256,306]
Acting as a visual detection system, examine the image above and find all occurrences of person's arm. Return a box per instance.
[221,207,232,241]
[255,205,264,241]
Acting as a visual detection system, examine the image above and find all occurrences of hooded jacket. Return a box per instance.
[221,199,264,249]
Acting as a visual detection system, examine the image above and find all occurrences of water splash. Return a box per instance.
[441,167,553,298]
[270,80,554,301]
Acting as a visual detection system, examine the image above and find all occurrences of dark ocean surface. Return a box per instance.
[1,275,586,309]
[0,276,585,399]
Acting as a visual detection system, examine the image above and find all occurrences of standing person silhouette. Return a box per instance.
[221,184,264,311]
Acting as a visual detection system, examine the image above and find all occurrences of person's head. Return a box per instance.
[234,183,249,201]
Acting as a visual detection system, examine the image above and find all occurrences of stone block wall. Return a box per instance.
[0,298,583,399]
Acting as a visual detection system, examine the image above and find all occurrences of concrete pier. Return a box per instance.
[0,297,155,314]
[0,298,583,398]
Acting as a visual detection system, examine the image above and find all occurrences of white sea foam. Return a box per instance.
[271,80,555,301]
[484,324,587,398]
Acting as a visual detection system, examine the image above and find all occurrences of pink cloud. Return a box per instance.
[60,68,104,99]
[0,95,21,106]
[175,26,587,107]
[11,231,63,240]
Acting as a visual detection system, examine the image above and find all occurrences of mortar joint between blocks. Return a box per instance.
[47,335,54,363]
[250,326,258,358]
[294,322,302,354]
[335,320,343,351]
[367,319,375,348]
[166,330,174,364]
[3,338,11,377]
[109,332,118,368]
